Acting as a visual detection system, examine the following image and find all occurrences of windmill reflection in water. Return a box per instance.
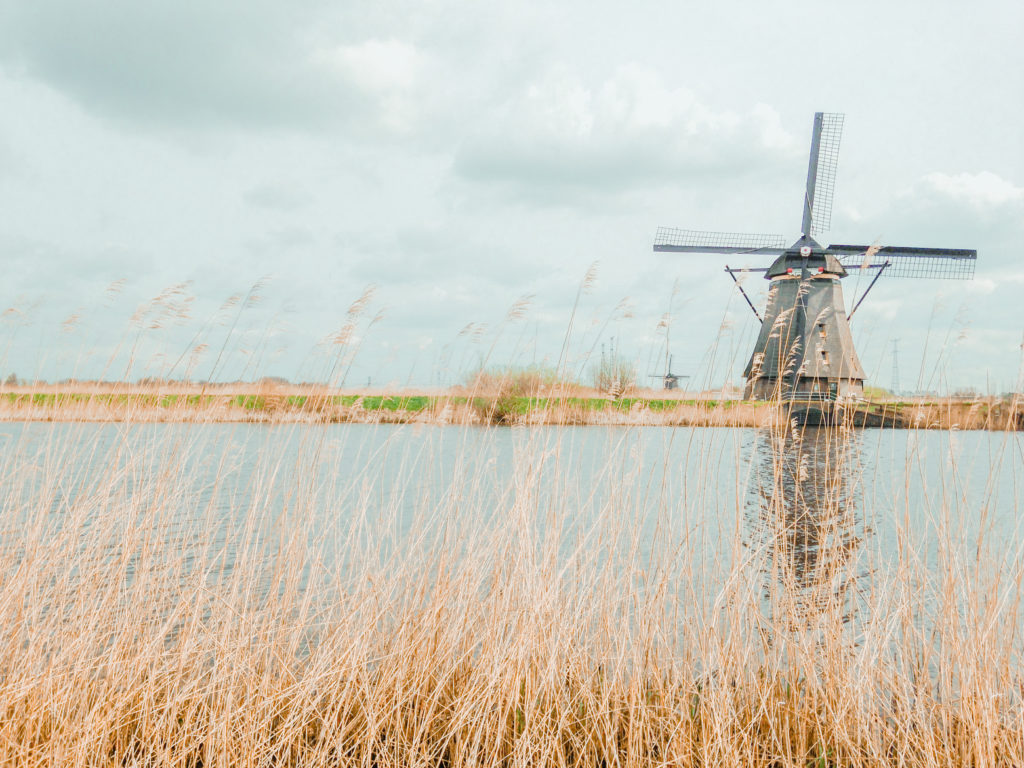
[746,424,873,637]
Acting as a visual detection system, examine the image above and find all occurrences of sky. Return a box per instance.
[0,0,1021,393]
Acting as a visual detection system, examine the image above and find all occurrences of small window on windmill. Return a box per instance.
[817,323,826,340]
[820,349,829,366]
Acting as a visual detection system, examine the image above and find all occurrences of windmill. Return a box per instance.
[653,112,976,422]
[649,282,689,391]
[650,354,689,391]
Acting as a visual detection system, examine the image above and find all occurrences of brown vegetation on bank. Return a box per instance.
[866,397,1024,431]
[0,382,1021,430]
[0,414,1020,766]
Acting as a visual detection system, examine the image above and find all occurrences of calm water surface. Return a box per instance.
[1,422,1021,608]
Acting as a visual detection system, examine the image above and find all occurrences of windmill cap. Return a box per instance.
[765,252,848,279]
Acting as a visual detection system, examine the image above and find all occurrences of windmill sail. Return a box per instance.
[654,227,786,254]
[830,244,977,279]
[652,110,977,420]
[802,112,844,237]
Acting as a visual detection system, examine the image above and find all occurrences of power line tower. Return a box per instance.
[890,338,901,397]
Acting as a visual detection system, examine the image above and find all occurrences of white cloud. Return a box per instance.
[857,297,900,321]
[964,276,997,295]
[923,171,1024,209]
[311,39,424,133]
[320,39,421,93]
[303,37,428,134]
[0,0,1020,389]
[843,205,864,223]
[454,64,798,197]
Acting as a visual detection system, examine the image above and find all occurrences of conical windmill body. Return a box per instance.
[654,113,976,421]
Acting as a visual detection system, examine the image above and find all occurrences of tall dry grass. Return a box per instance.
[0,415,1020,767]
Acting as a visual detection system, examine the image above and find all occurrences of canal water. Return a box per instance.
[0,422,1021,627]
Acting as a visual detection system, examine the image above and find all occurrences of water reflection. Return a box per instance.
[747,425,872,631]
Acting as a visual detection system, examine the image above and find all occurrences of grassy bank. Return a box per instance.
[0,418,1020,766]
[1,385,1021,429]
[0,386,776,426]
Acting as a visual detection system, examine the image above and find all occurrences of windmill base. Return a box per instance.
[745,377,864,402]
[781,398,844,427]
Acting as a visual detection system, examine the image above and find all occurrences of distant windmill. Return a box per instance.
[650,282,689,391]
[650,354,689,391]
[653,112,976,423]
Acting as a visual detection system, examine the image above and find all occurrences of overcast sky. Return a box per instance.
[1,0,1021,393]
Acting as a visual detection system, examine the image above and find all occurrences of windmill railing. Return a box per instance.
[783,390,840,404]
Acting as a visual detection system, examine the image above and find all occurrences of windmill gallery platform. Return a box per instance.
[654,112,978,426]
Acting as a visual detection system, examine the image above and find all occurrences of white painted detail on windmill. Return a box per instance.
[800,246,812,257]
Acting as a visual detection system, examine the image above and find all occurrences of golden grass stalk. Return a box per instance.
[0,417,1020,767]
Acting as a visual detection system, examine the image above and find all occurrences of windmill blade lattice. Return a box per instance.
[809,113,843,236]
[654,227,786,254]
[831,244,977,280]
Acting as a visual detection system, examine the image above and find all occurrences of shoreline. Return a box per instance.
[0,389,1020,430]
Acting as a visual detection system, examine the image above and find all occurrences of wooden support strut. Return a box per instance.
[724,266,762,322]
[847,261,891,321]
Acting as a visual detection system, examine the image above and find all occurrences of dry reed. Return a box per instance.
[0,413,1020,767]
[1,384,1019,431]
